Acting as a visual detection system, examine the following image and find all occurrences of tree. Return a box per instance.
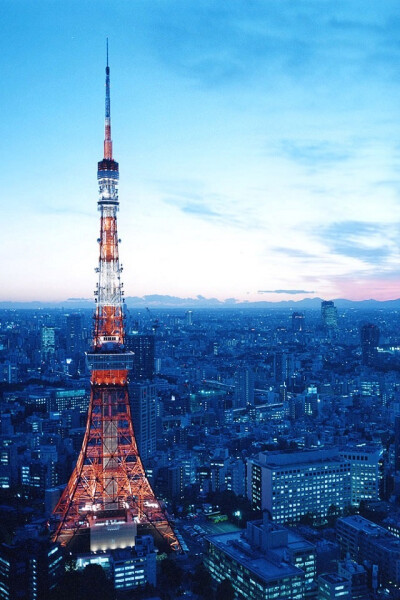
[52,564,115,600]
[298,511,315,526]
[343,504,358,517]
[216,578,235,600]
[327,504,340,527]
[81,564,115,600]
[50,570,84,600]
[160,557,183,589]
[191,564,214,598]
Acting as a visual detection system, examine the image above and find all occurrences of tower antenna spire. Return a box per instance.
[104,39,112,160]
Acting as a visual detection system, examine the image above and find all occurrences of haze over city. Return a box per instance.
[3,1,400,303]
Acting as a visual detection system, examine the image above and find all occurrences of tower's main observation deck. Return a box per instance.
[51,46,180,553]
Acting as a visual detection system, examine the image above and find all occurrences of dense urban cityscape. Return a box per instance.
[1,301,400,598]
[3,2,400,599]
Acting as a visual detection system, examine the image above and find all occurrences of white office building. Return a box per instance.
[247,450,351,524]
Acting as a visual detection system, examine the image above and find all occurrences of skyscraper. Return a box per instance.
[130,383,157,464]
[41,326,55,360]
[305,384,319,417]
[125,333,155,381]
[360,323,380,367]
[274,351,291,384]
[321,301,338,329]
[395,414,400,473]
[66,313,83,357]
[292,311,305,332]
[234,367,254,408]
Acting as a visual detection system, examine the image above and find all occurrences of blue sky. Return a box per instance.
[2,1,400,302]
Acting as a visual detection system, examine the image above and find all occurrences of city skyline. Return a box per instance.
[3,1,400,303]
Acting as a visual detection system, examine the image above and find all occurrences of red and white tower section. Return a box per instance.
[51,50,180,553]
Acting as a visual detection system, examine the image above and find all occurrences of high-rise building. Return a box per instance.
[51,47,179,552]
[247,449,351,524]
[292,312,305,332]
[305,385,319,417]
[360,323,380,367]
[125,333,155,381]
[0,538,64,599]
[339,446,382,505]
[225,458,246,497]
[130,382,157,464]
[41,326,55,359]
[0,361,18,384]
[234,367,254,407]
[395,414,400,473]
[66,313,84,357]
[210,448,229,492]
[185,310,193,326]
[321,301,338,329]
[274,352,294,384]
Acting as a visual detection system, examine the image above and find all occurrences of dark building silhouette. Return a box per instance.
[360,323,380,367]
[40,326,55,360]
[234,367,254,408]
[125,334,155,381]
[66,313,83,357]
[130,382,157,464]
[292,312,305,332]
[274,352,290,384]
[395,415,400,473]
[305,385,319,417]
[0,538,64,599]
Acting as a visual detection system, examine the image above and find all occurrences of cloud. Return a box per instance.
[180,202,221,218]
[315,220,392,265]
[164,194,222,219]
[279,140,352,169]
[258,289,315,295]
[37,203,92,218]
[272,247,317,259]
[164,194,234,224]
[161,189,252,229]
[125,294,230,306]
[143,294,195,305]
[141,2,400,92]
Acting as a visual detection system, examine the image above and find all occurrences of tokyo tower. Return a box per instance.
[51,45,180,553]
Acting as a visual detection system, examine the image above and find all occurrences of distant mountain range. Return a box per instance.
[1,296,400,310]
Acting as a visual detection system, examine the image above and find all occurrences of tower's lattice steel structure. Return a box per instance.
[52,48,180,552]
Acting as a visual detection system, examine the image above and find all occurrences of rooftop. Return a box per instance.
[255,449,346,468]
[205,531,304,583]
[319,573,349,585]
[337,516,400,553]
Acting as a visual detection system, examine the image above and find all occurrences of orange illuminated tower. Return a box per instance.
[51,45,180,552]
